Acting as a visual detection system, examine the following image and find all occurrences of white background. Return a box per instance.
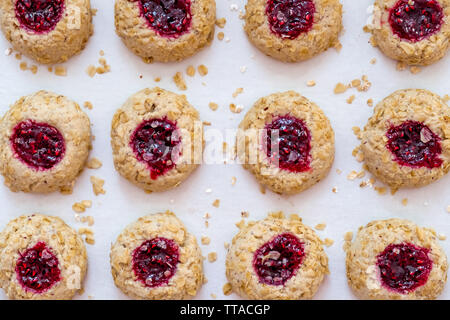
[0,0,449,300]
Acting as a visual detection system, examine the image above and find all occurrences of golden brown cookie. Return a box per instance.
[111,87,202,193]
[0,90,91,193]
[115,0,216,62]
[369,0,450,65]
[110,211,204,300]
[244,0,342,62]
[345,219,448,300]
[237,91,335,194]
[0,0,93,64]
[360,89,450,189]
[225,212,329,300]
[0,214,87,300]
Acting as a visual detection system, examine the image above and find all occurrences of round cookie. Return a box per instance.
[111,87,202,193]
[345,219,448,300]
[0,0,93,64]
[110,211,204,300]
[115,0,216,62]
[225,212,329,300]
[360,89,450,189]
[369,0,450,66]
[237,91,335,195]
[0,214,87,300]
[0,90,91,193]
[244,0,343,62]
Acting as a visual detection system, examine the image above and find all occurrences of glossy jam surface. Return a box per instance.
[386,120,442,169]
[266,0,315,39]
[377,242,432,294]
[138,0,192,38]
[132,238,180,287]
[11,120,65,170]
[130,118,181,180]
[15,0,65,33]
[15,242,61,293]
[253,233,305,286]
[389,0,443,42]
[264,115,312,172]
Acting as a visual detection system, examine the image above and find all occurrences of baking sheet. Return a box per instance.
[0,0,449,300]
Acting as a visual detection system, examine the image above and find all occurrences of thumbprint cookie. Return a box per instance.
[237,91,335,194]
[111,87,202,193]
[114,0,216,62]
[369,0,450,65]
[244,0,343,62]
[0,214,88,300]
[360,89,449,189]
[225,212,329,300]
[110,211,204,300]
[0,91,91,193]
[346,219,448,300]
[0,0,93,64]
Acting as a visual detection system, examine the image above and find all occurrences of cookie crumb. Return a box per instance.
[235,219,245,229]
[207,252,217,263]
[19,61,27,71]
[410,66,421,74]
[173,72,187,90]
[306,80,316,87]
[374,186,387,195]
[86,65,96,77]
[186,65,196,77]
[87,157,102,169]
[54,65,67,76]
[210,293,217,299]
[367,98,374,107]
[346,95,356,104]
[259,184,266,194]
[198,64,208,76]
[332,187,338,193]
[401,198,408,206]
[315,223,326,231]
[212,199,220,208]
[201,236,211,245]
[324,238,334,247]
[231,176,237,185]
[232,87,244,98]
[370,58,377,64]
[217,32,225,40]
[223,283,232,295]
[30,65,38,74]
[154,77,161,82]
[90,176,105,195]
[334,82,348,94]
[344,231,353,241]
[215,17,226,28]
[83,101,93,110]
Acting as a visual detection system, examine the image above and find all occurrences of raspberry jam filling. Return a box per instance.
[132,238,180,288]
[138,0,192,38]
[386,120,442,169]
[11,120,65,170]
[264,115,312,173]
[130,118,181,180]
[377,243,432,294]
[253,233,305,286]
[15,0,65,34]
[15,242,61,293]
[389,0,443,42]
[266,0,315,39]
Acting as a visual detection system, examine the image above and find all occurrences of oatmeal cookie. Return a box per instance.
[237,91,335,194]
[0,90,91,193]
[346,218,448,300]
[0,214,87,300]
[115,0,216,62]
[0,0,93,64]
[244,0,343,62]
[369,0,450,65]
[360,89,450,189]
[225,212,329,300]
[111,87,202,193]
[110,211,204,300]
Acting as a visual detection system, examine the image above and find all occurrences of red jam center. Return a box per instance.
[377,243,432,294]
[264,115,312,173]
[386,120,442,169]
[132,238,180,288]
[15,0,65,34]
[389,0,443,42]
[253,233,305,286]
[15,242,61,293]
[11,120,65,170]
[130,118,181,180]
[138,0,192,38]
[266,0,315,39]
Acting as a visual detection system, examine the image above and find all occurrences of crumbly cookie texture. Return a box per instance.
[244,0,342,62]
[0,0,93,64]
[110,211,204,300]
[346,218,448,300]
[360,89,450,188]
[226,212,329,300]
[237,91,335,194]
[114,0,216,62]
[369,0,450,66]
[0,90,91,193]
[0,214,87,300]
[111,87,202,193]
